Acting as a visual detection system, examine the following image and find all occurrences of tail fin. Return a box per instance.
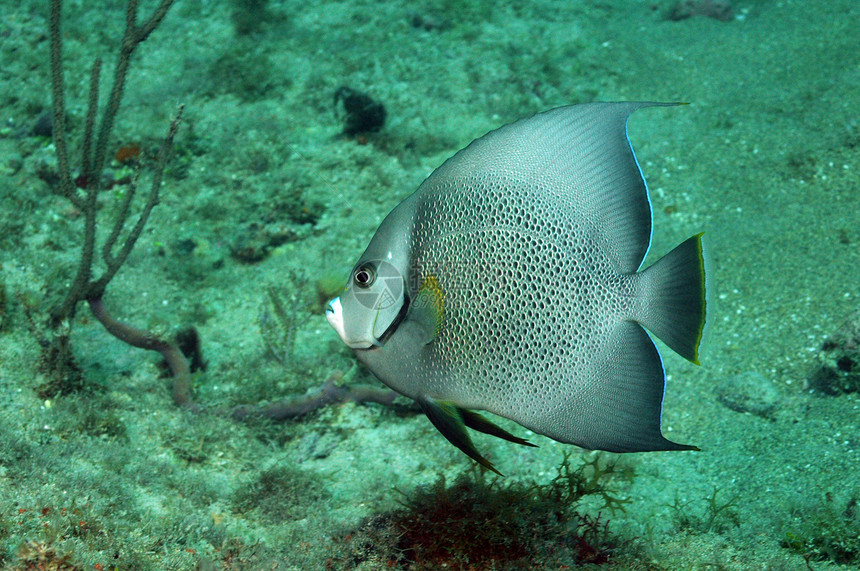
[637,233,707,364]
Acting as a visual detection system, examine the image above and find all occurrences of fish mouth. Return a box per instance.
[326,297,377,349]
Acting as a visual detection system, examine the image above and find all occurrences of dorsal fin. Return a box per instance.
[415,102,682,273]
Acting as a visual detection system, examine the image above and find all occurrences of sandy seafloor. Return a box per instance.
[1,0,859,568]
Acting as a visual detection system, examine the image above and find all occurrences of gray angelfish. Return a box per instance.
[327,101,707,474]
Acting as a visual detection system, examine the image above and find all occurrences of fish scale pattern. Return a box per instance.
[408,174,632,431]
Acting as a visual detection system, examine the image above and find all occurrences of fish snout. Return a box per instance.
[326,297,347,341]
[326,296,379,349]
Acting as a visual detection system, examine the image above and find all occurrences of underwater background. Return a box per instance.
[1,0,858,568]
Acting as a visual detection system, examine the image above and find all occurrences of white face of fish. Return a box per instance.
[325,296,379,349]
[325,297,352,346]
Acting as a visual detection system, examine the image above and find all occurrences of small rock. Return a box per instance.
[296,431,338,462]
[31,112,53,137]
[715,371,780,419]
[408,12,448,32]
[667,0,733,22]
[334,86,387,137]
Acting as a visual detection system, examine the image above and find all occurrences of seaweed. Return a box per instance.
[259,272,308,366]
[330,452,636,569]
[781,493,860,565]
[669,486,740,534]
[540,450,634,515]
[231,465,328,524]
[11,540,82,571]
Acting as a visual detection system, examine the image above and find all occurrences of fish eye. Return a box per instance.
[353,265,376,288]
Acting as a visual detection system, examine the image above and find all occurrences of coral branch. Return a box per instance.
[87,298,191,406]
[229,378,398,422]
[80,58,102,187]
[41,0,191,407]
[90,0,177,182]
[90,105,184,298]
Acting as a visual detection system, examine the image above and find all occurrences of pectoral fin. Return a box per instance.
[409,275,446,344]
